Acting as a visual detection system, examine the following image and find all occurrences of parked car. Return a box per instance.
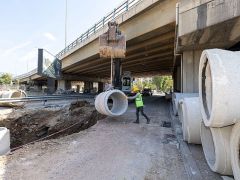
[141,88,153,96]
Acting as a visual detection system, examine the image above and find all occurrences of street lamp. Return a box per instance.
[65,0,68,49]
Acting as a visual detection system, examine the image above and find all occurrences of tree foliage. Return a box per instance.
[0,73,12,85]
[152,76,173,92]
[133,76,173,92]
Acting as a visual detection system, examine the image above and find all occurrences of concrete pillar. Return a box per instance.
[173,66,181,92]
[182,50,202,93]
[84,81,93,93]
[58,80,66,90]
[47,78,56,94]
[98,82,104,93]
[57,80,71,90]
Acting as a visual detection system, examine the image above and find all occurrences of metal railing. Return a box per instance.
[0,94,95,103]
[15,0,142,80]
[14,68,38,80]
[56,0,142,58]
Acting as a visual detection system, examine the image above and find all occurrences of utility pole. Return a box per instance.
[65,0,68,49]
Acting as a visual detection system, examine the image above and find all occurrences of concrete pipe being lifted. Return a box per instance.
[0,127,10,155]
[230,122,240,180]
[95,89,128,117]
[179,97,202,144]
[199,49,240,127]
[172,93,198,116]
[200,122,233,175]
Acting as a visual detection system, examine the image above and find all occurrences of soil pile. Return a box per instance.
[0,100,106,148]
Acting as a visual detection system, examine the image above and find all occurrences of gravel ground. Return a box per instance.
[0,96,222,180]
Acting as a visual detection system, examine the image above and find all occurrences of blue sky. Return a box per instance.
[0,0,123,75]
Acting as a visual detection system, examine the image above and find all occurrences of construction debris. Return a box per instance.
[0,100,106,149]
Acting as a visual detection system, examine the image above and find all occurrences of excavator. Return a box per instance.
[99,21,133,95]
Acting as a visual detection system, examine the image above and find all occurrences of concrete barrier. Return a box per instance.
[0,127,10,155]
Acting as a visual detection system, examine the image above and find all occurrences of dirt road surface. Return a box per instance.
[0,96,221,180]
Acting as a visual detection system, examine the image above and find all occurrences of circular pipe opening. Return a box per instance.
[201,57,213,120]
[201,123,216,168]
[108,91,128,115]
[95,90,128,117]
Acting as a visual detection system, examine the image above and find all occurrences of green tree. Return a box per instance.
[0,73,12,85]
[152,76,173,92]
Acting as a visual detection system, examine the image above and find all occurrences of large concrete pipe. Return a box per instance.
[179,97,202,144]
[199,49,240,127]
[1,90,27,99]
[95,89,128,117]
[200,123,233,175]
[230,122,240,180]
[172,93,198,115]
[0,90,27,107]
[0,127,10,155]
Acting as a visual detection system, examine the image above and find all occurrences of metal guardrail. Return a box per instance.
[56,0,142,58]
[0,94,95,103]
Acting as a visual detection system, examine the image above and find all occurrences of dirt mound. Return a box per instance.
[0,100,106,148]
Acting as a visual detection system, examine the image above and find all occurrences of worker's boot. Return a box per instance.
[134,120,139,124]
[146,118,150,124]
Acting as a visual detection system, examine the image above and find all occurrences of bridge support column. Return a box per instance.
[84,81,93,93]
[57,80,71,90]
[47,78,56,94]
[98,82,104,93]
[182,50,202,93]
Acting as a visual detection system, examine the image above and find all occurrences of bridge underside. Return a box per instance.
[62,23,175,78]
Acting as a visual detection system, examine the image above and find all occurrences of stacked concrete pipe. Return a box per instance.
[230,122,240,180]
[172,93,198,116]
[0,127,10,155]
[199,49,240,127]
[199,49,240,178]
[200,123,233,175]
[178,97,201,144]
[95,89,128,117]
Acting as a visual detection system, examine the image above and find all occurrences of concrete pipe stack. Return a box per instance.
[95,89,128,117]
[172,92,198,116]
[199,49,240,178]
[178,97,201,144]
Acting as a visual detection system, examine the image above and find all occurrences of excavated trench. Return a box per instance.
[0,100,106,148]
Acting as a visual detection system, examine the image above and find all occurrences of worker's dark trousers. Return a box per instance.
[136,106,150,122]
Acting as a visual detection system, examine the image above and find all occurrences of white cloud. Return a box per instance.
[44,32,56,41]
[2,41,32,56]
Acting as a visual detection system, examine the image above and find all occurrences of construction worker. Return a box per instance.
[127,87,150,124]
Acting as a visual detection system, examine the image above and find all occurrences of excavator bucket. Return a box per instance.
[99,21,126,58]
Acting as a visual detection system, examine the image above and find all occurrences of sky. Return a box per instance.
[0,0,123,75]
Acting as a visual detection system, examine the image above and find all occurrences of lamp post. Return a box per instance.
[65,0,68,49]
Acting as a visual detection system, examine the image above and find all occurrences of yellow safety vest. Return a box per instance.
[135,93,144,107]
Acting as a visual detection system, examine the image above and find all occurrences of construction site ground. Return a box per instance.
[0,96,222,180]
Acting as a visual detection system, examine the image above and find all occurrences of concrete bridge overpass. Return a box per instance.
[59,0,177,78]
[16,0,240,94]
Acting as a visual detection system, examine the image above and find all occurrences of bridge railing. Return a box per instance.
[56,0,142,58]
[14,68,38,80]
